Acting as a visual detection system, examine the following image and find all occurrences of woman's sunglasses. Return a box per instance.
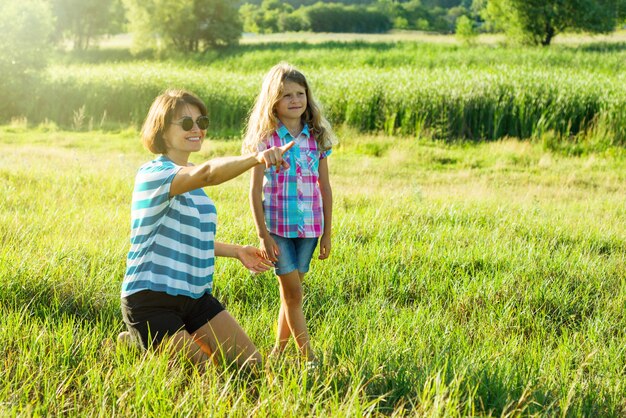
[173,116,210,131]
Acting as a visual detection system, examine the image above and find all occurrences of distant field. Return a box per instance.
[98,30,626,47]
[1,126,625,415]
[242,29,626,45]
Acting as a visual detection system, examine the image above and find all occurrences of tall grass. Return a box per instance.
[1,126,625,415]
[7,41,626,145]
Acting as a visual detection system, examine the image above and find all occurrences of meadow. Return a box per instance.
[1,120,625,415]
[1,34,626,416]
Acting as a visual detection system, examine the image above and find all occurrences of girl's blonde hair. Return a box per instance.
[141,89,207,154]
[242,62,336,153]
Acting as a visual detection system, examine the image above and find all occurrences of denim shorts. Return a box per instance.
[270,233,319,275]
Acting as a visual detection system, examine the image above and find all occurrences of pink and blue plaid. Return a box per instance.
[258,124,331,238]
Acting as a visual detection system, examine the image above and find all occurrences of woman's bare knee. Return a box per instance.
[162,330,210,366]
[196,311,261,368]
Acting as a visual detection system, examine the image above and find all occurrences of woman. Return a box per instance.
[119,89,293,370]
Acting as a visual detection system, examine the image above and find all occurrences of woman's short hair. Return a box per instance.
[141,89,208,154]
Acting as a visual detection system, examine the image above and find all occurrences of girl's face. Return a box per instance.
[275,80,307,122]
[163,104,206,164]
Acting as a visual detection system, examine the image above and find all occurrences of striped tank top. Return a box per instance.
[122,156,217,299]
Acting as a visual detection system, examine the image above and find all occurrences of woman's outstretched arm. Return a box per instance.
[169,141,294,196]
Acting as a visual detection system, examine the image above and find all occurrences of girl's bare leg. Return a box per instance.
[272,272,307,357]
[276,270,315,361]
[271,283,291,356]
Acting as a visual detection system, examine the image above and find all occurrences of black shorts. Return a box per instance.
[120,290,225,350]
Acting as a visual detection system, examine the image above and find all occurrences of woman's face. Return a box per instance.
[275,80,307,123]
[163,104,206,163]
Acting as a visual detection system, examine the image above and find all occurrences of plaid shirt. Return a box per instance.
[258,124,331,238]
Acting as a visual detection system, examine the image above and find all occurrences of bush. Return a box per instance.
[280,12,309,32]
[455,15,477,44]
[303,3,392,33]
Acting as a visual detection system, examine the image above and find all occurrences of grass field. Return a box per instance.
[1,122,625,415]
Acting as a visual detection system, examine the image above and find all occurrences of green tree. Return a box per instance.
[483,0,626,45]
[390,0,450,32]
[0,0,54,120]
[195,0,243,48]
[455,14,476,43]
[50,0,125,50]
[124,0,241,53]
[239,0,305,34]
[279,10,308,32]
[240,3,263,33]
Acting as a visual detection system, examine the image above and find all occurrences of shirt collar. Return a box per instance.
[277,122,310,140]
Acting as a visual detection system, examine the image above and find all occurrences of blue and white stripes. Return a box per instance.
[122,156,217,299]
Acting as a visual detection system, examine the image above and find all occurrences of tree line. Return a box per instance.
[3,1,622,55]
[1,0,626,76]
[242,0,626,47]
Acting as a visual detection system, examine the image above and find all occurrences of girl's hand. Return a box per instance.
[259,235,280,263]
[256,141,295,172]
[236,245,274,274]
[318,233,331,260]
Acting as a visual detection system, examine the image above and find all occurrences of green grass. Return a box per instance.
[4,40,626,145]
[1,125,625,416]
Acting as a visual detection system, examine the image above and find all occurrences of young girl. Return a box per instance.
[242,62,336,363]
